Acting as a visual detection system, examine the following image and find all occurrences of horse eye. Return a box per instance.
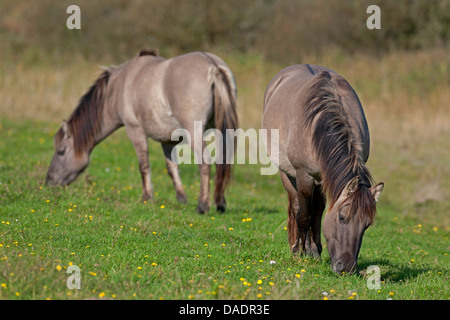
[57,149,66,156]
[338,214,346,224]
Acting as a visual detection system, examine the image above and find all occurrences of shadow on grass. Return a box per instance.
[358,258,441,283]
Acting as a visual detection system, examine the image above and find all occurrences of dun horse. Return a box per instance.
[46,50,238,214]
[262,65,384,274]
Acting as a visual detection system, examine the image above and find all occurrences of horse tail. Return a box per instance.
[209,58,238,212]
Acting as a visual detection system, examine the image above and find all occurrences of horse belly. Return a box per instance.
[262,103,297,178]
[142,106,182,143]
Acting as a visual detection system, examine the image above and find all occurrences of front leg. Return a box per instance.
[295,170,315,256]
[126,126,153,202]
[310,185,325,258]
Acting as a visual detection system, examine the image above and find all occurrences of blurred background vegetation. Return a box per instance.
[1,0,448,64]
[0,0,449,220]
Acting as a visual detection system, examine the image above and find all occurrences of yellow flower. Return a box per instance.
[160,205,165,209]
[99,292,105,298]
[295,274,301,278]
[1,283,7,289]
[257,280,263,285]
[389,292,394,296]
[56,265,62,271]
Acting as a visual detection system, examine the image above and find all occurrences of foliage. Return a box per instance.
[1,0,448,63]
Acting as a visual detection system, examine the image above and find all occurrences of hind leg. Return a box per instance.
[188,127,211,214]
[280,172,300,253]
[161,143,187,204]
[195,142,211,214]
[213,141,229,213]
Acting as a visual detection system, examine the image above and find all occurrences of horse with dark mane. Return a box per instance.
[262,64,384,273]
[46,50,238,214]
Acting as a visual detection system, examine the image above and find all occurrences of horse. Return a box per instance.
[262,64,384,274]
[46,50,238,214]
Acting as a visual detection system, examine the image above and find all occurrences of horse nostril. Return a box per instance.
[45,174,56,186]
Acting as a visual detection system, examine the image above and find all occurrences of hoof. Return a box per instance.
[176,192,188,204]
[215,197,226,214]
[142,192,153,202]
[196,202,210,214]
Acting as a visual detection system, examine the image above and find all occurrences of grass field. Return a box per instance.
[0,33,449,300]
[0,115,448,300]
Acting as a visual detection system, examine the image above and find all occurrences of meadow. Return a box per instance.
[0,0,449,301]
[0,47,449,300]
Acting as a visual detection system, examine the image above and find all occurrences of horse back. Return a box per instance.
[110,52,227,142]
[262,64,370,180]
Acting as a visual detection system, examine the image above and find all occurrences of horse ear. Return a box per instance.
[371,182,384,202]
[61,120,71,138]
[342,176,359,198]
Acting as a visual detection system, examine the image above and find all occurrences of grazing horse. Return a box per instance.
[46,50,238,214]
[262,64,384,273]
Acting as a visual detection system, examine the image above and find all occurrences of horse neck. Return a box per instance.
[91,100,122,152]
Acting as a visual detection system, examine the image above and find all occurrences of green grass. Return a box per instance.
[0,118,448,300]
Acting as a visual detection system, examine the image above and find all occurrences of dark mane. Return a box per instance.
[303,71,375,223]
[139,49,158,57]
[65,70,110,156]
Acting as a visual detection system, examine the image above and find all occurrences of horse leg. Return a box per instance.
[161,143,188,204]
[126,126,153,202]
[309,185,325,258]
[280,171,300,253]
[190,136,210,214]
[295,171,315,256]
